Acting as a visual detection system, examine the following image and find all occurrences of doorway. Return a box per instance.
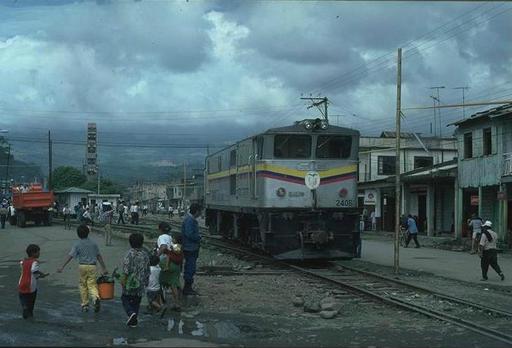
[418,194,426,233]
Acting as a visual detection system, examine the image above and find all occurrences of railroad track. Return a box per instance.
[190,231,512,346]
[58,218,512,345]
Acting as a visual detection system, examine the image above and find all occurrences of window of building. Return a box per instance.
[230,149,237,167]
[483,128,492,156]
[274,135,311,159]
[218,156,222,171]
[464,132,473,159]
[316,135,352,159]
[378,156,396,175]
[230,175,236,195]
[414,156,433,169]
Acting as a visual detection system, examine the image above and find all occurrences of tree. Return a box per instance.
[52,166,86,190]
[81,178,125,195]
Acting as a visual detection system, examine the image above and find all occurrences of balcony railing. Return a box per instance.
[504,153,512,176]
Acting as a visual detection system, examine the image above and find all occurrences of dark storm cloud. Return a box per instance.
[1,0,512,178]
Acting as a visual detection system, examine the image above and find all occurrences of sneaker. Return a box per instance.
[415,246,420,248]
[501,273,505,281]
[480,277,488,281]
[94,299,101,313]
[81,305,89,312]
[126,313,137,327]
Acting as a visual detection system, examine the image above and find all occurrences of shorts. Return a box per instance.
[473,231,481,240]
[146,289,162,302]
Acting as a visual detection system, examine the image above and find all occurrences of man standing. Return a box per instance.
[468,213,483,254]
[103,205,114,246]
[130,201,139,225]
[405,214,420,248]
[0,199,8,229]
[117,201,126,225]
[479,220,505,281]
[181,203,202,296]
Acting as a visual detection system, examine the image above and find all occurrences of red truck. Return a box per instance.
[12,183,54,227]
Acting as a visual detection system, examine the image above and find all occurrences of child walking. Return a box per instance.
[120,233,150,327]
[146,255,164,312]
[159,234,184,312]
[57,224,108,313]
[18,244,49,319]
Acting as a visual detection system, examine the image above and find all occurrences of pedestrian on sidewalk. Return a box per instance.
[82,207,93,225]
[130,201,140,225]
[18,244,49,319]
[102,205,114,246]
[468,213,483,254]
[181,203,202,296]
[370,210,376,231]
[57,224,108,312]
[63,204,72,230]
[405,214,420,248]
[120,233,150,327]
[0,199,8,229]
[117,202,126,225]
[479,220,505,281]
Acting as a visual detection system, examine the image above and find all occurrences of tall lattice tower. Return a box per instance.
[85,123,98,181]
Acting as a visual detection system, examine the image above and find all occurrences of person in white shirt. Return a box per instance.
[479,220,505,281]
[146,255,163,312]
[82,208,92,225]
[62,205,71,230]
[130,202,140,225]
[156,222,173,256]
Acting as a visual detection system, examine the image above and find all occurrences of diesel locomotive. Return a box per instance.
[204,118,360,260]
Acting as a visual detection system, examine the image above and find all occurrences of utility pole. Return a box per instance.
[48,130,52,191]
[394,48,402,275]
[429,95,438,136]
[453,86,470,119]
[4,145,10,193]
[300,96,329,123]
[183,161,187,210]
[430,86,445,137]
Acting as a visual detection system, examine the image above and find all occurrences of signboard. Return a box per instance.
[364,189,377,205]
[470,195,479,206]
[305,171,320,190]
[497,191,507,201]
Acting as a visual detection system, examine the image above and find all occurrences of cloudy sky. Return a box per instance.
[0,0,511,179]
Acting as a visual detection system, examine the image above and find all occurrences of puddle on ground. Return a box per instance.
[161,317,275,341]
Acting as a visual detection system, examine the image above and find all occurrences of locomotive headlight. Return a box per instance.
[276,187,286,197]
[339,188,348,198]
[304,120,313,130]
[320,120,329,130]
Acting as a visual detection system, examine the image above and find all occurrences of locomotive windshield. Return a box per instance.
[316,135,352,159]
[274,135,311,159]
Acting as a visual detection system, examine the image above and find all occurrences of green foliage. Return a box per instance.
[80,178,126,195]
[52,166,86,190]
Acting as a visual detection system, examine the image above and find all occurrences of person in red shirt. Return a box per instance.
[18,244,49,319]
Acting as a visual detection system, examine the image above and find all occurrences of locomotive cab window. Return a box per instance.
[274,135,311,159]
[316,135,352,159]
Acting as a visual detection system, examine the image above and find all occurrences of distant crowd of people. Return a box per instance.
[18,203,203,327]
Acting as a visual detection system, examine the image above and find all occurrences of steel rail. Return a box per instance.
[335,263,512,318]
[57,219,512,344]
[198,234,512,346]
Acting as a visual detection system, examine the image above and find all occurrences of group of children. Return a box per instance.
[17,221,184,328]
